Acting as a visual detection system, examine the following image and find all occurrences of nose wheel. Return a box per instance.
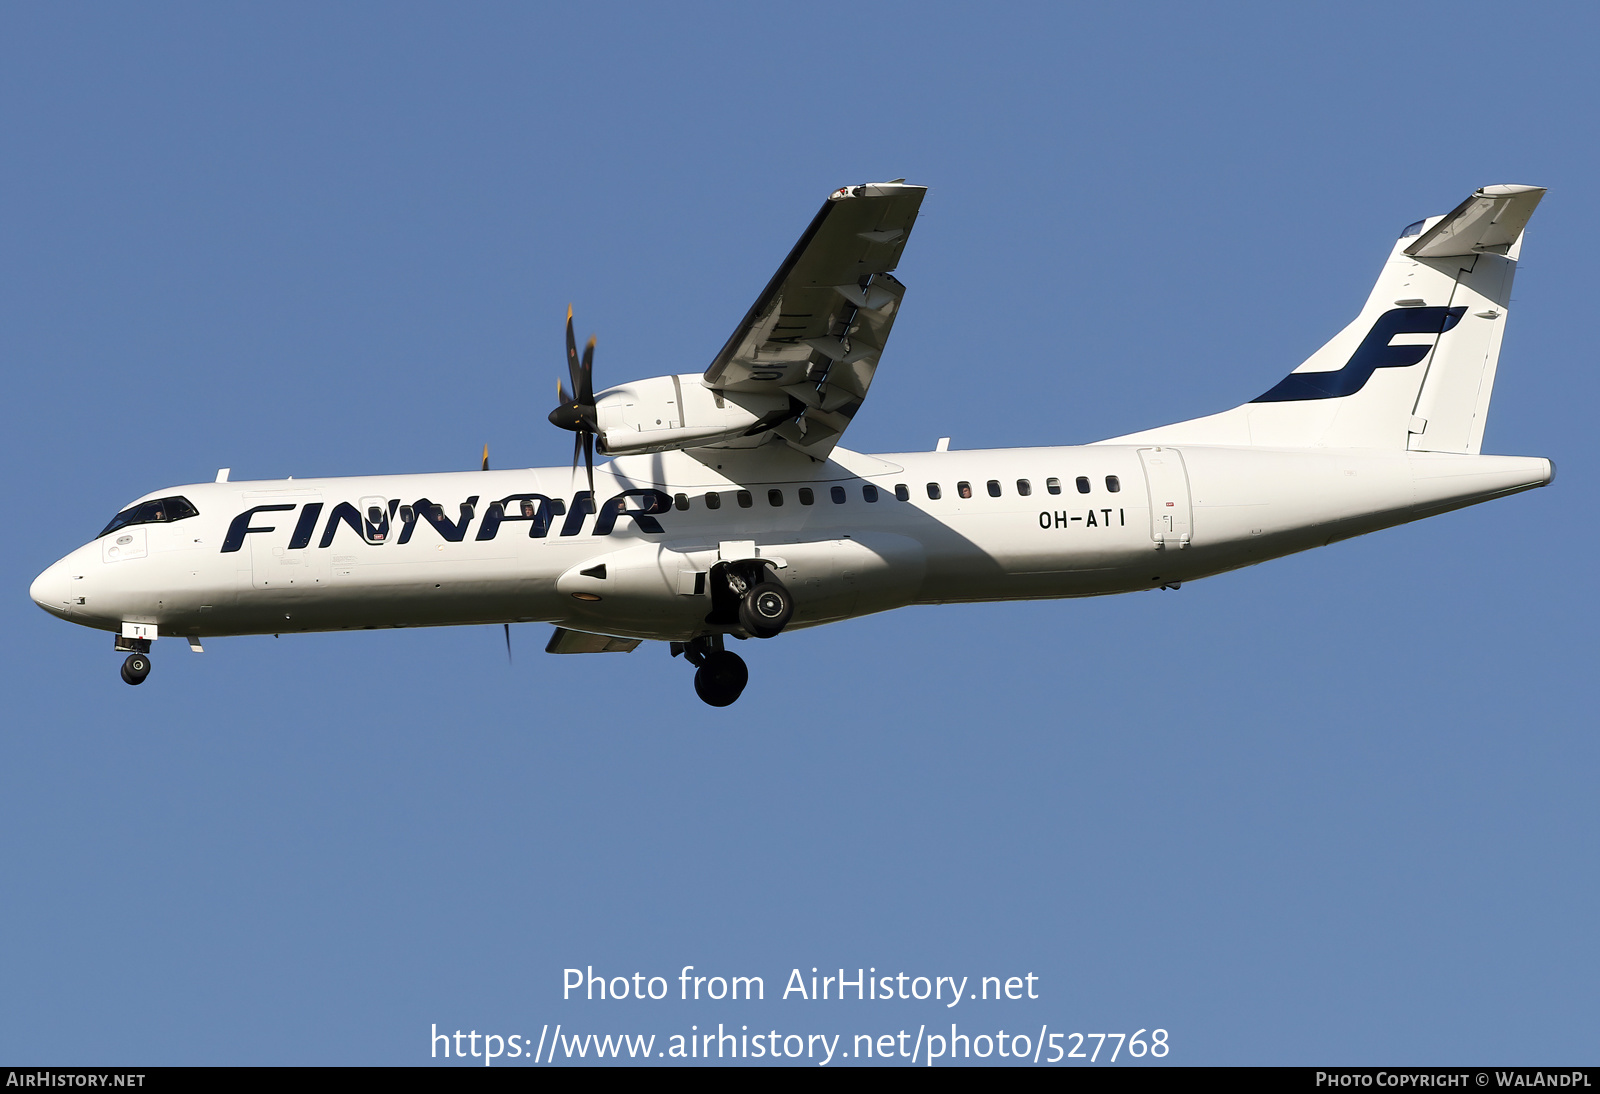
[673,635,748,707]
[120,653,151,685]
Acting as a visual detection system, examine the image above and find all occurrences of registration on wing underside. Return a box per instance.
[703,181,925,460]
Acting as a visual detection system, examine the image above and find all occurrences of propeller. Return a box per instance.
[481,443,490,471]
[548,305,598,501]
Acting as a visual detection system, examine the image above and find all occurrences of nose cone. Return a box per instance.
[30,559,74,616]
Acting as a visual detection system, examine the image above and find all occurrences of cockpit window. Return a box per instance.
[98,496,198,538]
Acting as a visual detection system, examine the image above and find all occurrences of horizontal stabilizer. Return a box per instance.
[1405,184,1545,257]
[545,627,641,654]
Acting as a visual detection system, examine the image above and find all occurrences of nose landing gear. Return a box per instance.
[672,635,748,707]
[120,653,151,685]
[115,634,152,685]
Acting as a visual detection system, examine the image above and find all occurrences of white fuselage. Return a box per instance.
[30,443,1552,645]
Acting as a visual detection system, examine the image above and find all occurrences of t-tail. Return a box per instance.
[1102,184,1546,453]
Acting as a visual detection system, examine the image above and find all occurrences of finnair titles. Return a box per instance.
[31,182,1553,705]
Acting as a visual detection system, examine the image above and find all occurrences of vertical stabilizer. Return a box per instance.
[1101,185,1545,452]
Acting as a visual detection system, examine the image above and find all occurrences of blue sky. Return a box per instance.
[3,2,1595,1066]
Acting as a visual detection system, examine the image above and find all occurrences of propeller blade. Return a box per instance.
[579,334,595,405]
[481,443,490,472]
[583,430,595,502]
[503,623,512,665]
[572,430,583,473]
[550,305,601,441]
[565,305,584,404]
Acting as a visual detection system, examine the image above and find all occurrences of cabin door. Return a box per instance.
[248,496,332,591]
[1137,448,1192,549]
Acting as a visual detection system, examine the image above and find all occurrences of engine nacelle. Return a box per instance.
[594,374,792,456]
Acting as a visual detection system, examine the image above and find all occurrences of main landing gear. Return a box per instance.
[716,561,794,640]
[673,635,748,707]
[671,563,795,706]
[738,580,793,639]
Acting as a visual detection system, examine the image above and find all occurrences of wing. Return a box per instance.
[703,181,926,459]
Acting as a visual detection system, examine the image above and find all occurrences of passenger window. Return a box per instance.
[863,484,878,502]
[399,505,415,523]
[674,493,690,511]
[894,484,909,501]
[459,502,475,520]
[704,492,721,510]
[1046,477,1061,495]
[799,488,815,506]
[1016,479,1032,497]
[830,486,847,504]
[737,490,753,508]
[927,483,941,500]
[957,481,972,499]
[1106,475,1121,493]
[1076,476,1091,494]
[986,480,1001,497]
[366,506,384,525]
[768,489,783,507]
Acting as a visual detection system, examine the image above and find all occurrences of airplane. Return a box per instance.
[30,180,1553,706]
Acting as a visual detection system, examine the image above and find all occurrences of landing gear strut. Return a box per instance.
[673,635,748,707]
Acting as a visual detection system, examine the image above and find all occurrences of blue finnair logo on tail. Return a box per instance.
[1252,306,1466,402]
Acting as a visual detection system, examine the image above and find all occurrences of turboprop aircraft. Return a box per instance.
[30,181,1553,706]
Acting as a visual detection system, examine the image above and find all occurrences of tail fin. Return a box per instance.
[1102,184,1545,452]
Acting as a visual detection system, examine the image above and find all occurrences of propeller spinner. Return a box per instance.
[548,305,598,500]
